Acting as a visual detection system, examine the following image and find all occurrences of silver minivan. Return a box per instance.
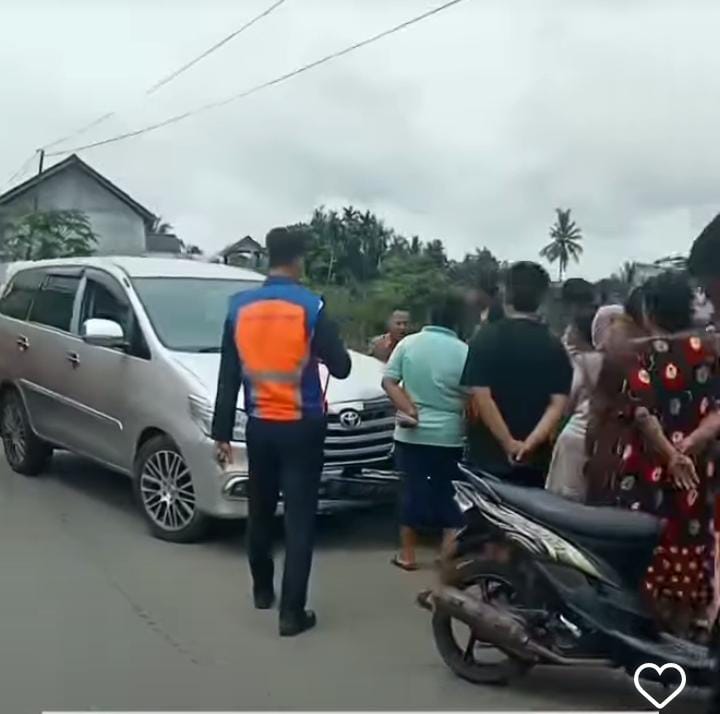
[0,257,397,541]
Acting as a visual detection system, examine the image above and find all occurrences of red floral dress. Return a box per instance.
[596,334,719,608]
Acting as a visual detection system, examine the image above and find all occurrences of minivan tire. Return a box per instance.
[133,435,210,543]
[0,389,53,476]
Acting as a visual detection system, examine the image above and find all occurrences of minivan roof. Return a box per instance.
[5,256,265,282]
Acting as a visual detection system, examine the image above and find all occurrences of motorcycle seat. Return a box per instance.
[470,473,661,542]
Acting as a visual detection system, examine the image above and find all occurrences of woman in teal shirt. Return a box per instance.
[382,292,469,571]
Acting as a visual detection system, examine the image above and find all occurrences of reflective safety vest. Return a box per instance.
[229,276,324,421]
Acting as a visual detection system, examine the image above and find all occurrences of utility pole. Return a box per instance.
[32,149,45,213]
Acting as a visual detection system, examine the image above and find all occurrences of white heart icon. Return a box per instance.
[633,662,687,709]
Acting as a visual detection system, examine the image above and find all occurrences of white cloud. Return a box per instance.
[2,0,720,278]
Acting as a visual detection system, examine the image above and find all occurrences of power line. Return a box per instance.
[3,151,39,190]
[42,112,117,153]
[47,0,467,158]
[147,0,288,95]
[41,0,289,152]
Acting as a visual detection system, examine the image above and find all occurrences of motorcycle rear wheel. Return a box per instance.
[432,557,532,685]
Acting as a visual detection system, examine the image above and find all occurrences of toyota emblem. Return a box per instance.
[338,409,362,429]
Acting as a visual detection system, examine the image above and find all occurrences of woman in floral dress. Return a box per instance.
[587,272,720,636]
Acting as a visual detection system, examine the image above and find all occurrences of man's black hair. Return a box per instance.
[624,285,646,327]
[505,261,550,313]
[689,213,720,278]
[430,291,465,332]
[644,271,693,333]
[266,227,306,268]
[561,278,595,307]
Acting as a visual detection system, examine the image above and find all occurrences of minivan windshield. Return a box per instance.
[132,277,262,352]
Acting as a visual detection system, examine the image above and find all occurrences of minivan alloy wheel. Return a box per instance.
[0,390,52,476]
[140,450,197,531]
[2,398,27,466]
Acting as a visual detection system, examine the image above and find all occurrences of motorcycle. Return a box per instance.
[418,463,719,700]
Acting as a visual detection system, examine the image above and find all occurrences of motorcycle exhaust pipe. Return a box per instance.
[431,586,611,667]
[433,586,533,660]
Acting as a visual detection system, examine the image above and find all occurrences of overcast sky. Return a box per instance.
[3,0,720,279]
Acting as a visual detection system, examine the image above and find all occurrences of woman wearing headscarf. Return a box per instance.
[546,305,622,501]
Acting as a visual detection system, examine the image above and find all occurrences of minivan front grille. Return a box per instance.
[324,399,395,468]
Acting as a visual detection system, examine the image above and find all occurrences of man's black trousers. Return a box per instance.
[245,417,326,617]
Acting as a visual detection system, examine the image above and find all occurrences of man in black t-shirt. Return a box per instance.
[461,262,573,487]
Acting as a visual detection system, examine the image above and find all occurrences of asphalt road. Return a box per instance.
[0,452,710,713]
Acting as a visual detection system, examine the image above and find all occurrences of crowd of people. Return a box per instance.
[379,217,720,642]
[212,215,720,642]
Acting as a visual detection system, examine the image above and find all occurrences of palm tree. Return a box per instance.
[540,208,584,281]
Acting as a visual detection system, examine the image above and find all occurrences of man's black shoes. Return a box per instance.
[253,589,276,610]
[254,592,317,636]
[279,609,317,637]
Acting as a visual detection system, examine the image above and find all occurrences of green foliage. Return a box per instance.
[540,208,583,281]
[423,239,448,268]
[311,254,452,350]
[292,206,501,348]
[300,206,392,286]
[448,247,503,287]
[3,209,98,261]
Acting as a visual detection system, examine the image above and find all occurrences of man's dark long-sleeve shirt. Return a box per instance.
[211,278,351,442]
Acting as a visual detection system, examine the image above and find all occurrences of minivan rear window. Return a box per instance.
[0,269,45,321]
[132,277,261,352]
[29,275,81,332]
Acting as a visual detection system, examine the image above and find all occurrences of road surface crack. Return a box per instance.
[54,510,204,666]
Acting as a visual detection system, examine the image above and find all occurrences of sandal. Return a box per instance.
[391,555,418,572]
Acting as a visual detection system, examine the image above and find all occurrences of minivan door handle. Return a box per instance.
[16,335,29,352]
[66,351,80,368]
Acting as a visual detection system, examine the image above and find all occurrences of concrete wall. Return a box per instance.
[0,165,147,256]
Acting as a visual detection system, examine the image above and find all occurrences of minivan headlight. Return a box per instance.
[188,395,247,442]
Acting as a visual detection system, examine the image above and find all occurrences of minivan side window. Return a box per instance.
[81,279,132,336]
[28,275,81,332]
[80,274,150,359]
[0,269,45,320]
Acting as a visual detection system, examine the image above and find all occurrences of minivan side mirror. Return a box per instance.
[81,318,127,349]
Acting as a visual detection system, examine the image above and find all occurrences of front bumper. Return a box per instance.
[223,467,400,511]
[184,436,399,519]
